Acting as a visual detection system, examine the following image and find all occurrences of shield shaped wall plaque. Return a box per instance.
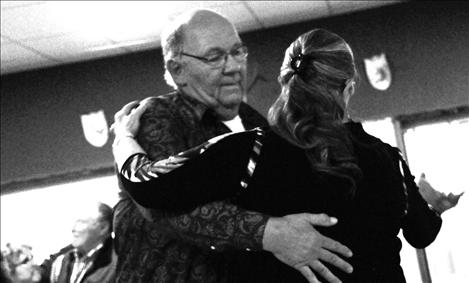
[80,110,109,147]
[364,53,392,91]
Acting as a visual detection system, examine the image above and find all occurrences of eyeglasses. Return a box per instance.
[180,45,248,68]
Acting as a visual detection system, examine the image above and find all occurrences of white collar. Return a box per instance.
[221,115,245,133]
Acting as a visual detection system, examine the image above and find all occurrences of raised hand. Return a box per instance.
[111,99,153,171]
[418,173,464,214]
[110,98,152,139]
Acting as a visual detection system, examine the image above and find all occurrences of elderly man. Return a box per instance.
[40,202,116,283]
[113,9,352,283]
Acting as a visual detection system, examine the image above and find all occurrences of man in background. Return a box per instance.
[40,202,116,283]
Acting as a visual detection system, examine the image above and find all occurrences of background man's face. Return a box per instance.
[71,214,103,253]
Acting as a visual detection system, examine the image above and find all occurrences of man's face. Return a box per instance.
[178,14,247,120]
[71,214,104,253]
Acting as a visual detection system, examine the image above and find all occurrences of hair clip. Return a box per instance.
[290,53,305,75]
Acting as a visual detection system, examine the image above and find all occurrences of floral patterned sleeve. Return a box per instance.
[124,97,268,252]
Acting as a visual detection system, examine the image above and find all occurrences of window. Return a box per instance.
[403,117,469,283]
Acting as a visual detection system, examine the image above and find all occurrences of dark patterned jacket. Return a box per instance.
[113,91,269,282]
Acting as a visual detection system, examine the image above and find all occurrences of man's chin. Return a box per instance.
[220,91,244,105]
[214,104,240,120]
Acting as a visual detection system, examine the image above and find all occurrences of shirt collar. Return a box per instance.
[85,242,104,259]
[73,239,106,260]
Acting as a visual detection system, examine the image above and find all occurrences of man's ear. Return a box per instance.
[167,59,186,86]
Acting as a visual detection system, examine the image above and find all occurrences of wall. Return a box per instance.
[1,1,468,191]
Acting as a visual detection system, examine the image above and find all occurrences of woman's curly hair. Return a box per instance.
[268,28,362,193]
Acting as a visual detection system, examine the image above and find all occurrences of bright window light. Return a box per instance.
[404,117,469,283]
[362,117,397,147]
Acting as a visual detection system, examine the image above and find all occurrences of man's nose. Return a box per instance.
[72,223,80,234]
[223,54,243,73]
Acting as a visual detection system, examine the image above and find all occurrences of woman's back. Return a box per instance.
[228,122,408,283]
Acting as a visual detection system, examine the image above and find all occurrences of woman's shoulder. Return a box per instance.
[346,121,400,151]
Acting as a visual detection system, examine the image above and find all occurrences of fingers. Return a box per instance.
[113,101,139,132]
[417,177,430,188]
[310,260,341,283]
[114,99,149,121]
[111,99,151,137]
[117,100,140,118]
[298,266,321,283]
[450,191,465,199]
[169,156,188,164]
[446,192,463,206]
[321,237,353,258]
[151,157,186,173]
[149,166,174,174]
[109,122,116,133]
[305,213,338,227]
[130,99,152,118]
[318,249,353,274]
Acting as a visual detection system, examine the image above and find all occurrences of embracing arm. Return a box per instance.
[117,132,253,212]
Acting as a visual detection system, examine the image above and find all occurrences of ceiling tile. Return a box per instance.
[208,2,262,33]
[244,1,329,28]
[1,2,69,40]
[0,42,59,74]
[75,2,175,42]
[1,35,11,45]
[20,34,114,59]
[0,42,52,62]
